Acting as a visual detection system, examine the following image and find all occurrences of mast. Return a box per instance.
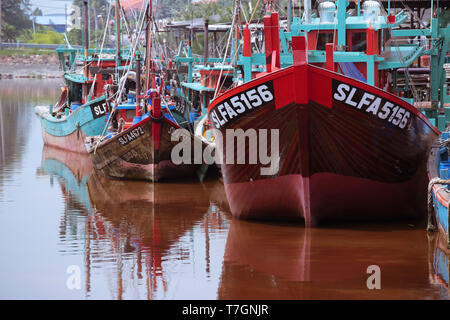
[136,55,142,117]
[204,19,209,67]
[145,1,153,92]
[83,0,89,102]
[115,0,121,69]
[233,0,241,64]
[146,0,161,154]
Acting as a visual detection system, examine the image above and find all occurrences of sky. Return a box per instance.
[30,0,74,16]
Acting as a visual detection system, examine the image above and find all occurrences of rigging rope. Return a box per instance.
[93,0,149,153]
[213,0,239,99]
[427,177,450,235]
[380,6,421,103]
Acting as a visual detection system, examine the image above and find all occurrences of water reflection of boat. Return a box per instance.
[37,145,93,211]
[38,145,94,291]
[86,171,213,252]
[428,232,449,297]
[40,140,228,298]
[85,171,222,299]
[87,170,211,212]
[218,220,443,299]
[427,133,450,253]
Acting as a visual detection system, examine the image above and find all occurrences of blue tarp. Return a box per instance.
[338,62,366,83]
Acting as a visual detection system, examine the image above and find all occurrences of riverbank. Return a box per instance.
[0,51,63,79]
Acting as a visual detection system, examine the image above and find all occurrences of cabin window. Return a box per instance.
[351,32,367,52]
[220,76,234,90]
[316,32,334,50]
[125,79,136,94]
[69,83,83,104]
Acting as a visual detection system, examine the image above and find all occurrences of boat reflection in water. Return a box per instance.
[36,145,448,299]
[219,219,449,299]
[37,146,93,212]
[38,144,229,299]
[86,173,229,299]
[428,232,449,297]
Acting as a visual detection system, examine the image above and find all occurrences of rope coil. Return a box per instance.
[149,110,165,123]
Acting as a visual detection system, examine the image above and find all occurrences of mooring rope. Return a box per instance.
[427,178,450,231]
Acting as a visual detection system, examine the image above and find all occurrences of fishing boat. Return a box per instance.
[87,0,212,181]
[87,99,208,181]
[427,131,450,252]
[34,0,133,154]
[207,8,439,226]
[34,53,127,154]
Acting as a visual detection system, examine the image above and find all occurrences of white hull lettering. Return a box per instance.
[333,80,412,129]
[118,126,145,146]
[209,81,275,129]
[90,103,107,119]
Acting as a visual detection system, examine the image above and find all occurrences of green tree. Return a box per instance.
[73,0,109,30]
[1,0,32,41]
[72,0,110,46]
[67,28,82,46]
[28,28,64,44]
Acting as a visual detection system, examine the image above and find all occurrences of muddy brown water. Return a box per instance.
[0,79,448,299]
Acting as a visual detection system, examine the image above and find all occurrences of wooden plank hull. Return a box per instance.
[208,63,439,226]
[41,127,90,154]
[89,116,205,181]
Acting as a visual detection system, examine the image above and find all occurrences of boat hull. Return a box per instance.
[208,63,438,226]
[35,104,107,154]
[88,116,205,181]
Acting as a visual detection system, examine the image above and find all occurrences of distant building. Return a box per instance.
[32,14,67,33]
[68,5,81,32]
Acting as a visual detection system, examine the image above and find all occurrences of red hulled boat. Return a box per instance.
[207,17,439,227]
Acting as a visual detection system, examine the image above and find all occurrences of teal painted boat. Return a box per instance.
[35,0,135,153]
[34,47,136,153]
[35,94,109,154]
